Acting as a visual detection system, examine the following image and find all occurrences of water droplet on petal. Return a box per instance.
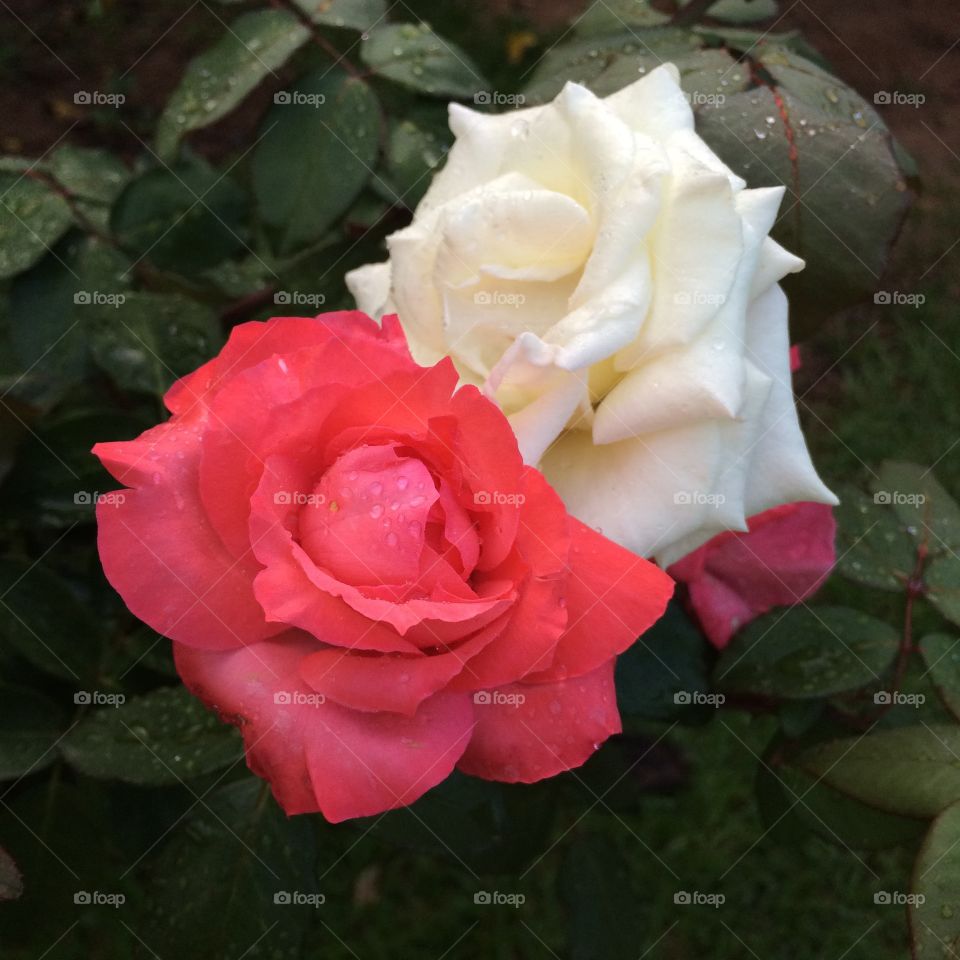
[510,119,529,140]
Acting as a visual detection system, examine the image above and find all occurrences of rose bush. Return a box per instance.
[92,311,673,822]
[348,64,836,565]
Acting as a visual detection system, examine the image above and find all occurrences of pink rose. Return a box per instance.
[93,312,673,821]
[668,502,836,649]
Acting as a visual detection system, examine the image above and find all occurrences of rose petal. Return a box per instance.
[669,501,836,648]
[300,445,439,587]
[175,634,475,821]
[299,625,497,716]
[525,517,675,683]
[93,423,275,651]
[165,312,411,416]
[457,660,621,782]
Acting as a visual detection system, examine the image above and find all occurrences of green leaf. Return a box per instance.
[615,600,710,721]
[292,0,386,30]
[2,406,147,528]
[272,233,382,312]
[524,29,721,104]
[694,47,910,318]
[61,686,242,786]
[757,749,924,850]
[922,633,960,721]
[107,623,177,679]
[141,780,317,959]
[694,25,818,60]
[361,23,487,98]
[795,725,960,818]
[201,256,273,298]
[911,800,960,960]
[111,159,249,274]
[48,145,129,204]
[778,699,823,738]
[0,558,102,682]
[559,832,642,960]
[6,242,90,406]
[381,107,452,207]
[572,0,669,35]
[155,10,311,161]
[253,68,380,255]
[0,685,65,781]
[706,0,778,23]
[874,461,960,554]
[835,484,916,591]
[86,291,223,396]
[0,157,46,175]
[928,560,960,630]
[0,174,73,279]
[715,606,899,699]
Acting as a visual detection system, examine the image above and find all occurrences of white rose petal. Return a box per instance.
[346,64,837,560]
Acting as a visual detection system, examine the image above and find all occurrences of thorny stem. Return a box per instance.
[270,0,363,79]
[873,537,929,721]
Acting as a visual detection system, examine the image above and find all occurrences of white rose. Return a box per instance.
[347,64,837,565]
